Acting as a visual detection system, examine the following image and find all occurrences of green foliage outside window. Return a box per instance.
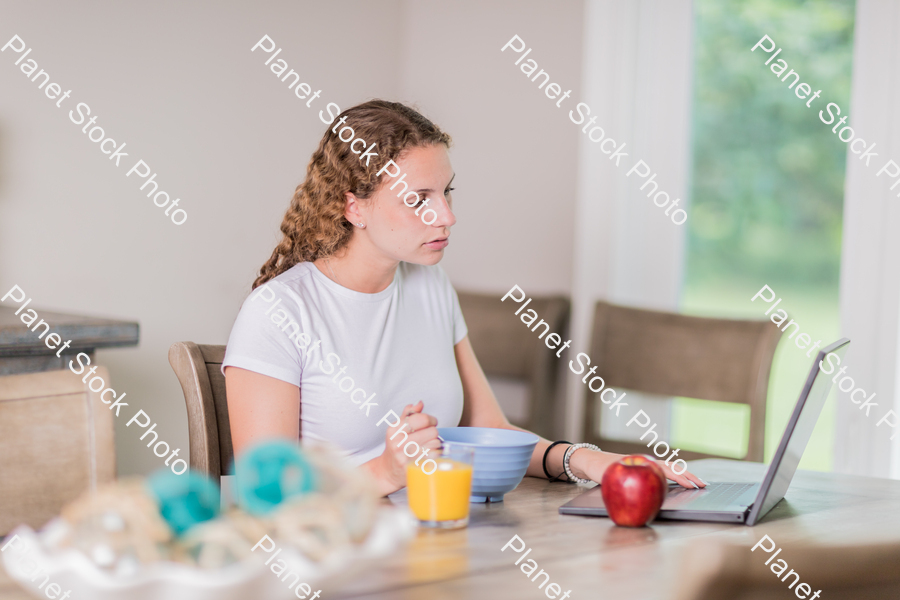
[687,0,854,285]
[676,0,855,470]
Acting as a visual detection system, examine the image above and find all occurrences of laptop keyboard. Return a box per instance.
[662,482,758,511]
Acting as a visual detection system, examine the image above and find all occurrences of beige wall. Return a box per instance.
[0,0,403,476]
[0,0,583,476]
[397,0,583,295]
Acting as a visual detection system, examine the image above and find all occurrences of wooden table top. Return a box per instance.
[0,306,139,357]
[2,459,898,600]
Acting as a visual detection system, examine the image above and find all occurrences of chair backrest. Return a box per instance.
[583,301,782,462]
[168,342,231,480]
[457,291,570,438]
[0,368,115,535]
[675,539,900,600]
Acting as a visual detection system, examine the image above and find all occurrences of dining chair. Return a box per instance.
[457,291,570,439]
[167,342,232,486]
[674,539,900,600]
[582,301,782,462]
[0,368,116,535]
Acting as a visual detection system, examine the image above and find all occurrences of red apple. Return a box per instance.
[600,455,668,527]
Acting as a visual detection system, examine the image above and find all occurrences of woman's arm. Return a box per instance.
[454,336,705,489]
[225,366,440,497]
[454,336,569,478]
[224,366,301,458]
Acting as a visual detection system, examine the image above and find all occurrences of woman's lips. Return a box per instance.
[424,238,449,250]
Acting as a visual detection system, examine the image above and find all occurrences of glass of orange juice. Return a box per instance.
[406,444,474,529]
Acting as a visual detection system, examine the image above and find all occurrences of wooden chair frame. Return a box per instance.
[168,342,231,480]
[457,292,570,438]
[582,301,783,462]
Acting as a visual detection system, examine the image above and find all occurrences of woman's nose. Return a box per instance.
[428,195,456,228]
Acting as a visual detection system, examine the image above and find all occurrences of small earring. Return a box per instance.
[356,222,366,228]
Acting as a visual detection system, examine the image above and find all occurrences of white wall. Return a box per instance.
[395,0,584,435]
[0,0,586,476]
[398,0,584,295]
[0,0,403,476]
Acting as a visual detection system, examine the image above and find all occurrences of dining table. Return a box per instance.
[2,458,899,600]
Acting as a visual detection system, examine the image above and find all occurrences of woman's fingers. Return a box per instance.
[660,463,707,489]
[391,423,437,441]
[677,469,706,488]
[406,412,437,431]
[401,426,440,450]
[684,470,707,487]
[384,402,441,475]
[421,437,442,450]
[379,403,437,489]
[389,406,412,433]
[402,401,424,418]
[669,473,695,489]
[389,427,440,458]
[394,405,433,434]
[397,403,415,423]
[408,432,442,457]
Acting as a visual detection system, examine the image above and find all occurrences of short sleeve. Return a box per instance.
[430,266,468,345]
[451,288,468,345]
[221,282,307,387]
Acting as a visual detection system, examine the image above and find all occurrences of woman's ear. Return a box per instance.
[344,191,363,226]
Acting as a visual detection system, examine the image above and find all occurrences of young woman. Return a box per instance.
[223,100,706,496]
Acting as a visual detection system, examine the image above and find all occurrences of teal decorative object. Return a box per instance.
[146,470,220,535]
[234,440,317,515]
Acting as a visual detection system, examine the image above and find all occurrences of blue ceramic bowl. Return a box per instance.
[437,427,539,503]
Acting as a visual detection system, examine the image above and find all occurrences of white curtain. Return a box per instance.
[565,0,694,442]
[834,0,900,479]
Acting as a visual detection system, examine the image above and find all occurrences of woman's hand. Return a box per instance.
[569,449,707,489]
[367,401,442,496]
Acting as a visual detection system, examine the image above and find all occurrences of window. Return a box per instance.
[675,0,856,470]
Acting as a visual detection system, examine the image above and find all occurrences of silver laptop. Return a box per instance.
[559,338,849,526]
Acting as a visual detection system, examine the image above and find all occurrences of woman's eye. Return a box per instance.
[445,187,455,195]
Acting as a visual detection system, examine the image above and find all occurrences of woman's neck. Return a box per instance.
[316,238,398,294]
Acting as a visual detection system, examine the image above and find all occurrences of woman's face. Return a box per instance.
[355,144,456,266]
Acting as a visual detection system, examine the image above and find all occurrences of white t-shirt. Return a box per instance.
[222,261,467,465]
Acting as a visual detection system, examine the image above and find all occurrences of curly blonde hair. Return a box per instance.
[253,100,452,289]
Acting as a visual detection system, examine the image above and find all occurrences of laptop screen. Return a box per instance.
[746,338,850,525]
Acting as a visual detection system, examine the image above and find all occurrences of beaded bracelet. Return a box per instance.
[563,443,601,485]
